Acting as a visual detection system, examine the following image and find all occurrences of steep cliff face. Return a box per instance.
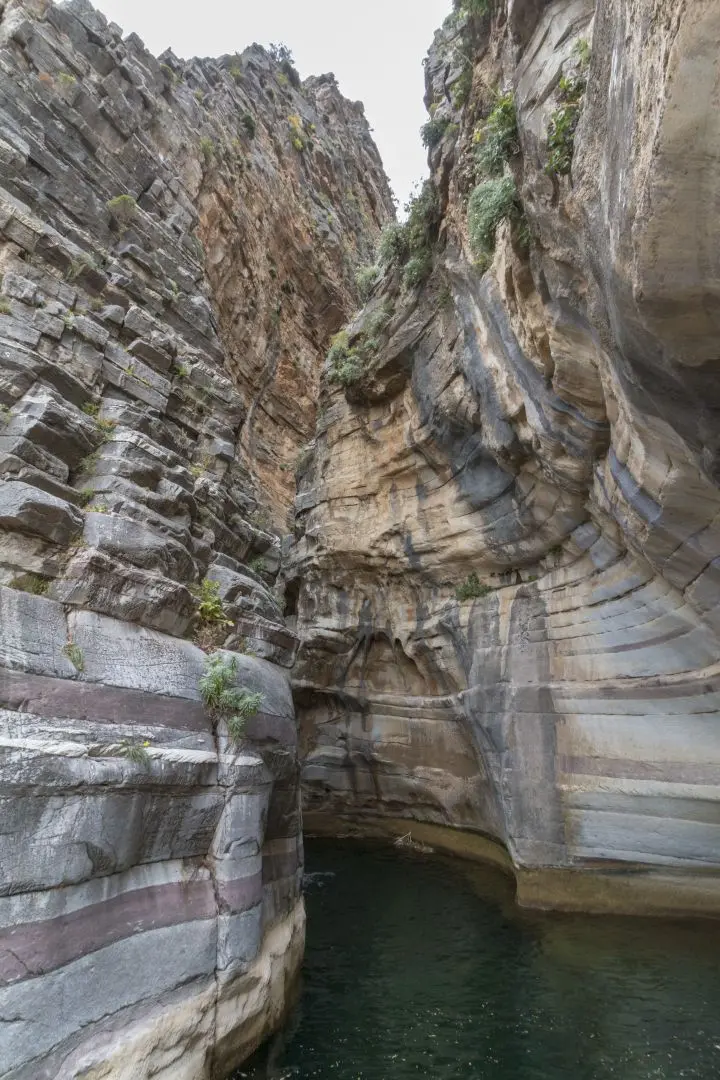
[0,0,391,1076]
[289,0,720,916]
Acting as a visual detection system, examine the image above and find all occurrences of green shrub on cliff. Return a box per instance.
[455,573,492,601]
[378,222,410,267]
[454,0,490,15]
[545,40,590,177]
[106,194,137,225]
[326,330,365,387]
[355,264,379,302]
[467,175,519,263]
[421,115,450,149]
[199,653,263,742]
[473,91,518,176]
[377,181,439,290]
[193,578,233,650]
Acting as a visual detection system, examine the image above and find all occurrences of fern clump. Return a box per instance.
[199,653,263,742]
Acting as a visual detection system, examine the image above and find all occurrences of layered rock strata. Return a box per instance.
[289,0,720,916]
[0,0,391,1075]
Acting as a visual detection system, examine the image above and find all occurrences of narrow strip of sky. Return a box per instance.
[95,0,451,210]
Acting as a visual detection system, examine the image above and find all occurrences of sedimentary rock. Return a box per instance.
[289,0,720,917]
[0,0,391,1075]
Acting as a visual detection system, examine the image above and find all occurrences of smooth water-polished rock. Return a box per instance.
[288,0,720,918]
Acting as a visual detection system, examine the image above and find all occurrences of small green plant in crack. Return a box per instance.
[326,330,365,387]
[455,573,492,602]
[62,641,85,672]
[192,578,233,650]
[377,181,439,290]
[0,297,11,315]
[248,555,267,575]
[77,487,95,507]
[118,738,152,767]
[196,578,229,624]
[241,112,256,138]
[199,653,263,743]
[106,194,137,226]
[9,573,50,596]
[403,251,433,290]
[65,253,98,282]
[199,136,215,165]
[77,450,100,477]
[545,40,590,177]
[95,417,117,438]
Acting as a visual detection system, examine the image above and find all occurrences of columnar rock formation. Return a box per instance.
[289,0,720,916]
[0,0,391,1076]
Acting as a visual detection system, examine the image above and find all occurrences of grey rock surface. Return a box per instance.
[0,0,392,1075]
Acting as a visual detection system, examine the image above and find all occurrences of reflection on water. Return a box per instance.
[236,840,720,1080]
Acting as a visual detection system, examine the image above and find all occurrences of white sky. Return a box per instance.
[94,0,452,210]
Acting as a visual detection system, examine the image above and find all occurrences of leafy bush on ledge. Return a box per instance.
[326,330,366,387]
[455,573,492,602]
[199,653,263,743]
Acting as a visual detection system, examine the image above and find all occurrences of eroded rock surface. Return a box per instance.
[289,0,720,916]
[0,0,391,1075]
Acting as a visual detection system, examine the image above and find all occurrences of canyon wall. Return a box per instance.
[289,0,720,917]
[0,0,391,1076]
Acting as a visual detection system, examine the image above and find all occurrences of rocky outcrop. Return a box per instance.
[0,0,391,1075]
[289,0,720,917]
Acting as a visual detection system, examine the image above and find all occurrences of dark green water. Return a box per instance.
[237,840,720,1080]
